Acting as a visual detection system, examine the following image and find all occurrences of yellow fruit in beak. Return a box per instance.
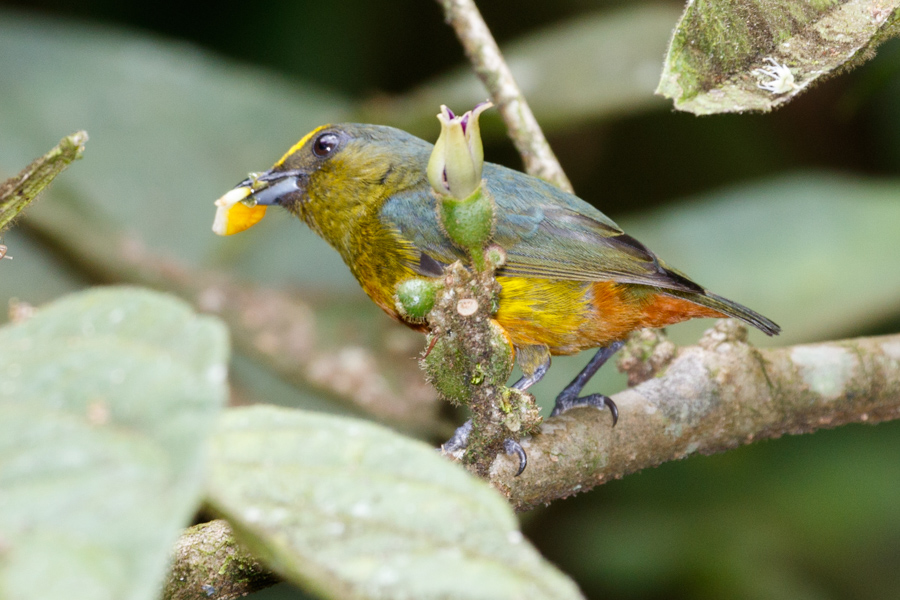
[212,186,267,236]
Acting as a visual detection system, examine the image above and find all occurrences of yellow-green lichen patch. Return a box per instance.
[657,0,900,113]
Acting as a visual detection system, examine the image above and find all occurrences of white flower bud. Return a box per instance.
[427,102,493,199]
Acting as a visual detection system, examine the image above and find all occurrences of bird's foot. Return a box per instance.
[502,438,528,476]
[441,420,528,476]
[550,392,618,426]
[441,420,472,455]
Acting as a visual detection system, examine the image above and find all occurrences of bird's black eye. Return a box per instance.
[312,133,339,158]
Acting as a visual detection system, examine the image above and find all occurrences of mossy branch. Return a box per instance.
[162,520,277,600]
[0,131,87,236]
[488,322,900,511]
[436,0,573,192]
[419,259,540,477]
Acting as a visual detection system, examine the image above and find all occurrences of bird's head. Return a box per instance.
[212,124,432,241]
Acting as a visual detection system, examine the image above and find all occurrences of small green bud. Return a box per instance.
[395,278,442,322]
[427,102,493,200]
[484,244,506,270]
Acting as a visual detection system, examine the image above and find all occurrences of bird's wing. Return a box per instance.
[487,165,703,292]
[494,203,702,292]
[380,165,703,293]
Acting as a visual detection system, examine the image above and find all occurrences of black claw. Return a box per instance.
[551,393,618,426]
[442,422,528,476]
[503,438,527,476]
[549,342,623,423]
[605,397,619,427]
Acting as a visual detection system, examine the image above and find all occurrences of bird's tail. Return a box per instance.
[664,289,781,336]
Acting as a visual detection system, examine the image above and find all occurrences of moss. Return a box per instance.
[658,0,900,113]
[422,331,470,406]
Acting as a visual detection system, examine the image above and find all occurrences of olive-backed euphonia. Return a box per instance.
[214,124,780,469]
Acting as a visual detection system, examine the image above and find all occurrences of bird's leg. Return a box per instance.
[441,419,472,455]
[442,420,528,476]
[551,341,625,424]
[442,345,550,476]
[512,344,551,390]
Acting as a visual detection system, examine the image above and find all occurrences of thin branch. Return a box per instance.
[437,0,573,192]
[163,520,277,600]
[488,321,900,511]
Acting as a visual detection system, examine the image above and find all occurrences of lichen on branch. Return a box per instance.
[418,259,541,477]
[162,520,277,600]
[490,322,900,511]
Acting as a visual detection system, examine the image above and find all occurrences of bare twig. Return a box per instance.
[489,321,900,511]
[163,520,277,600]
[437,0,573,192]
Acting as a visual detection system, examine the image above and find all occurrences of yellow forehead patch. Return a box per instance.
[274,124,330,167]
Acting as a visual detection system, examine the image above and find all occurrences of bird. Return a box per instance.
[213,123,780,472]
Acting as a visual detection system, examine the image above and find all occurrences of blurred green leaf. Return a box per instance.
[206,405,585,600]
[0,10,363,411]
[0,228,86,304]
[366,4,680,135]
[657,0,900,114]
[0,9,355,300]
[0,130,86,234]
[0,287,229,600]
[621,173,900,344]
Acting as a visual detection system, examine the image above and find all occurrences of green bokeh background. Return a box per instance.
[2,0,899,598]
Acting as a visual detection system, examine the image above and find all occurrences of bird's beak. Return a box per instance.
[211,170,303,236]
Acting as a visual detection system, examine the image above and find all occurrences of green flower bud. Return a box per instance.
[395,277,442,322]
[427,102,493,199]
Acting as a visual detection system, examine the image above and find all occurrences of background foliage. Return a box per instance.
[2,0,900,598]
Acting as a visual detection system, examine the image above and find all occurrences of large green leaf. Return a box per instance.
[657,0,900,114]
[206,405,585,600]
[0,287,229,600]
